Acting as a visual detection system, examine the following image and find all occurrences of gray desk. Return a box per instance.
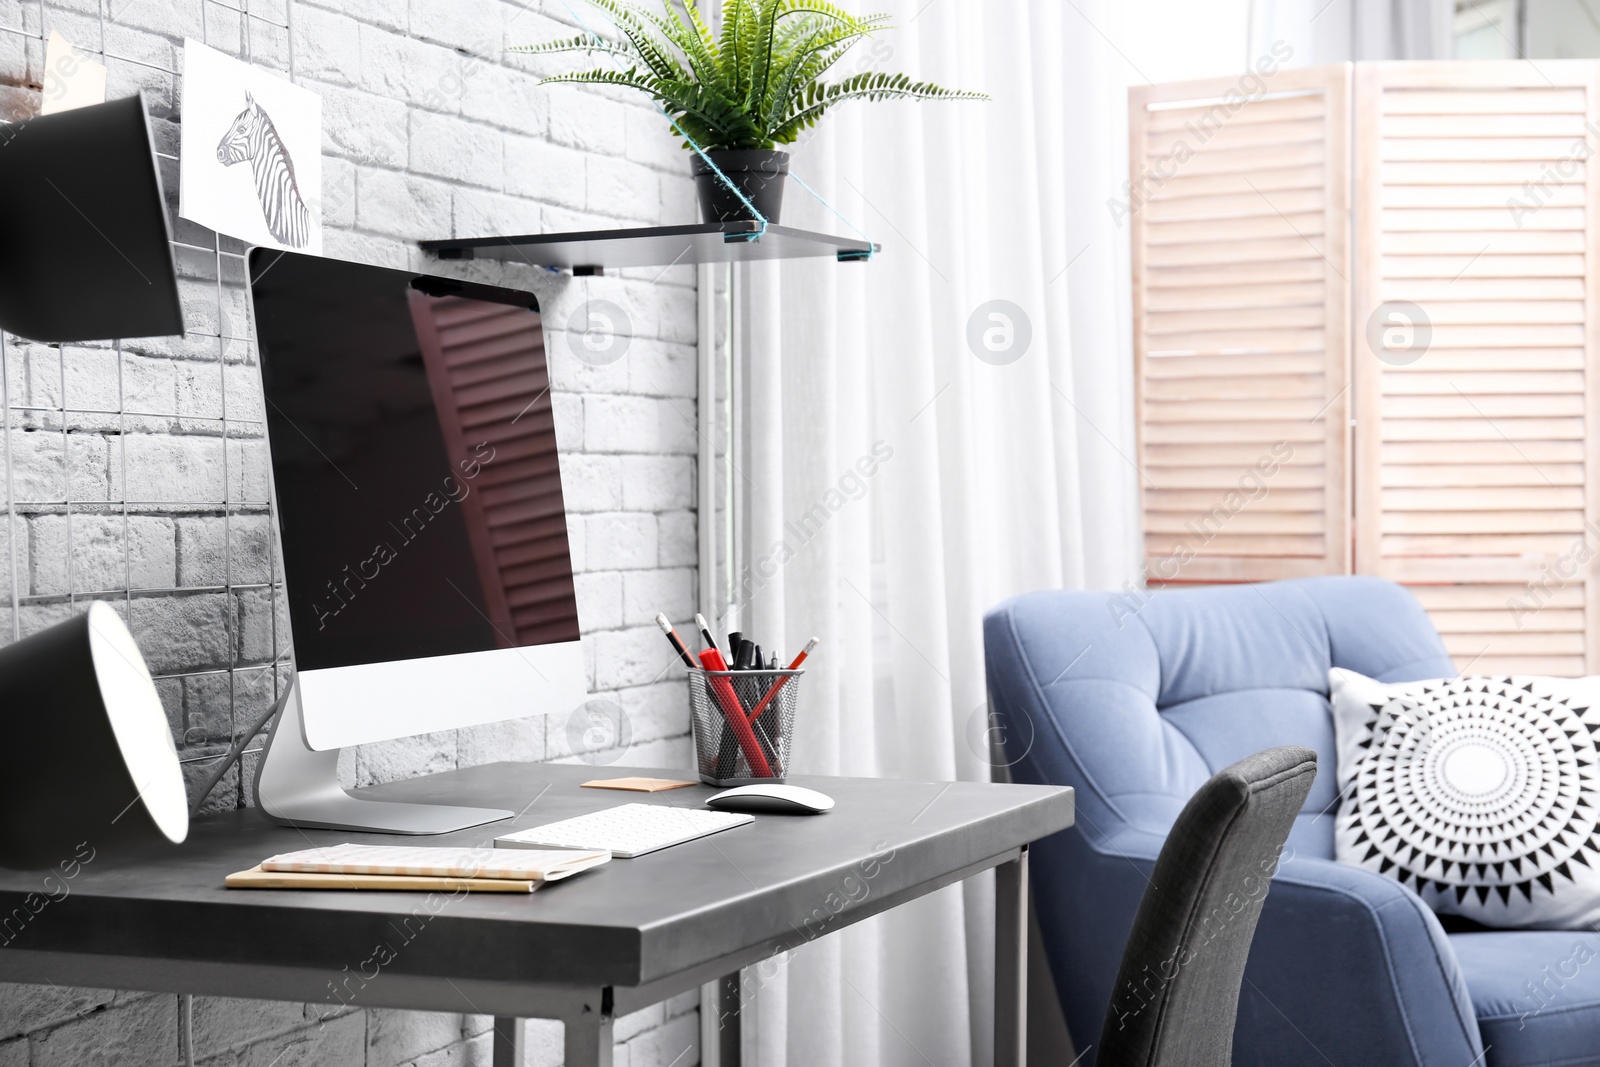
[0,763,1073,1066]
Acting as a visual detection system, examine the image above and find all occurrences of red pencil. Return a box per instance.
[655,613,699,670]
[745,637,818,725]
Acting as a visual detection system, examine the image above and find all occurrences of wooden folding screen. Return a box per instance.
[1132,61,1600,675]
[409,292,582,648]
[1352,62,1600,675]
[1129,66,1353,583]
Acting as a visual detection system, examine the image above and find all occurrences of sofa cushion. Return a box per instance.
[1453,930,1600,1067]
[1332,669,1600,930]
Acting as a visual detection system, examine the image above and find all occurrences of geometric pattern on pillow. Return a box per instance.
[1330,668,1600,929]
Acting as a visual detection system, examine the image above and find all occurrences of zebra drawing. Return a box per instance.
[216,92,312,248]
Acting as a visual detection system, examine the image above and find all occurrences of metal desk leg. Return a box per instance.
[995,847,1029,1067]
[705,970,742,1067]
[492,1017,523,1067]
[492,1011,614,1067]
[564,1010,615,1067]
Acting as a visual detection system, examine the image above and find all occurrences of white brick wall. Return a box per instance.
[0,1,705,1062]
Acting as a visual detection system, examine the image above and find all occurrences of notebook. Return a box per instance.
[258,843,610,881]
[225,866,541,892]
[581,777,697,792]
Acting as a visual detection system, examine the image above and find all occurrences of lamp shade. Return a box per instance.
[0,603,188,868]
[0,93,184,342]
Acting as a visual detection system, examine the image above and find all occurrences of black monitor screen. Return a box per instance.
[248,250,580,672]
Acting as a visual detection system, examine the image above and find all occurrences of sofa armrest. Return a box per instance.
[1233,853,1483,1067]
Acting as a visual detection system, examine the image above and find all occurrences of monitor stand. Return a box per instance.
[252,679,513,834]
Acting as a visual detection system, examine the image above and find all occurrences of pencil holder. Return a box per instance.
[686,668,802,786]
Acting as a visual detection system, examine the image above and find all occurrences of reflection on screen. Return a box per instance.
[250,252,580,672]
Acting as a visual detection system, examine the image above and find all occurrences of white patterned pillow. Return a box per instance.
[1330,668,1600,929]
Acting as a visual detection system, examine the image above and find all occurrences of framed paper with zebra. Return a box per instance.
[178,40,322,254]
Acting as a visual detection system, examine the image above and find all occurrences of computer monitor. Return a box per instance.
[0,93,184,343]
[246,250,586,833]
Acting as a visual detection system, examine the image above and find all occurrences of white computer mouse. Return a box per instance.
[706,784,835,815]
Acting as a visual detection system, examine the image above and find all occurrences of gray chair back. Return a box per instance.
[1095,746,1317,1067]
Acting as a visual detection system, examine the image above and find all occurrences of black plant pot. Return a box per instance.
[692,149,789,224]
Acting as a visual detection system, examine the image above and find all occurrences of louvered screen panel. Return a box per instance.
[409,292,582,648]
[1353,62,1600,675]
[1130,66,1352,583]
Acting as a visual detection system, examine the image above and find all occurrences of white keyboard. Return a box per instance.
[494,803,754,858]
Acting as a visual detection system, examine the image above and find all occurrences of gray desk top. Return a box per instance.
[0,764,1073,993]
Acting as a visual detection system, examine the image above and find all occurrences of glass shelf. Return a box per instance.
[420,222,878,273]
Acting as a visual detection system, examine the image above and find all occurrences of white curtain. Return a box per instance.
[723,2,1144,1064]
[1249,0,1455,63]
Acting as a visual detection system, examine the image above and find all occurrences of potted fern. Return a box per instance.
[516,0,984,225]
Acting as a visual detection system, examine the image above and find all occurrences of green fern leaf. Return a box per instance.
[540,67,667,98]
[759,14,889,130]
[568,0,689,82]
[508,32,635,60]
[771,70,987,143]
[657,0,730,96]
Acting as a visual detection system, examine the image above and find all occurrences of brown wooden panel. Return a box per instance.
[1380,486,1585,510]
[1382,462,1585,486]
[1354,62,1600,675]
[1146,281,1324,311]
[1146,92,1329,131]
[1382,160,1587,184]
[1144,240,1330,269]
[1382,135,1584,161]
[1144,374,1327,401]
[1382,88,1587,113]
[1380,253,1585,278]
[1379,393,1585,417]
[1381,231,1586,254]
[1383,207,1585,232]
[1381,371,1583,394]
[1146,212,1327,245]
[1412,583,1585,609]
[1443,630,1585,655]
[1381,439,1585,463]
[1145,117,1325,159]
[1146,260,1328,287]
[1384,184,1587,209]
[1143,165,1326,204]
[1431,607,1584,632]
[1383,113,1588,137]
[1146,189,1326,223]
[1145,305,1325,335]
[1131,66,1350,583]
[1143,352,1327,378]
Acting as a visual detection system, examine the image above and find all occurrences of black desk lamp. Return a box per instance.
[0,604,188,868]
[0,94,187,867]
[0,92,184,342]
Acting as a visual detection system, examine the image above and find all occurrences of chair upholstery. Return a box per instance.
[983,576,1502,1066]
[1097,746,1317,1067]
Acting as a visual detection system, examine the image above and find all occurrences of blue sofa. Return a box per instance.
[983,576,1600,1067]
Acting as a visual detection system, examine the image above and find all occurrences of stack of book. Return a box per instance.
[226,843,610,893]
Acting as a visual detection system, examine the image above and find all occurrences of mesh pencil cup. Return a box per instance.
[687,668,802,786]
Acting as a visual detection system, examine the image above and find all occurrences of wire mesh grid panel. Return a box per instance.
[0,0,295,809]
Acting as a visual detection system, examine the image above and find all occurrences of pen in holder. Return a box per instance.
[687,668,802,786]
